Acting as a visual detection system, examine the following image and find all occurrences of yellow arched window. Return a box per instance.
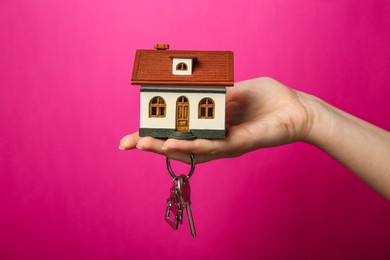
[149,96,166,118]
[198,98,214,119]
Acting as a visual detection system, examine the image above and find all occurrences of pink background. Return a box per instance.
[1,0,390,259]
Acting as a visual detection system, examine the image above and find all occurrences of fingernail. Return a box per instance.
[136,145,143,150]
[162,146,176,152]
[118,146,126,150]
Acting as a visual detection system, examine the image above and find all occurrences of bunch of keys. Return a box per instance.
[165,154,197,238]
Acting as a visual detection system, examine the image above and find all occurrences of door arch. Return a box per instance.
[176,96,189,132]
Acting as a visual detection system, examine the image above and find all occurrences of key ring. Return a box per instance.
[166,153,195,180]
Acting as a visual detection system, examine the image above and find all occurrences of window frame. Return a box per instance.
[176,62,188,71]
[198,98,215,119]
[149,96,166,118]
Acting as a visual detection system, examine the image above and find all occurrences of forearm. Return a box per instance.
[304,95,390,199]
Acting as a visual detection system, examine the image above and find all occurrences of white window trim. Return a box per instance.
[172,58,193,75]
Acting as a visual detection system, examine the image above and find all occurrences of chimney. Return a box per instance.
[154,43,169,50]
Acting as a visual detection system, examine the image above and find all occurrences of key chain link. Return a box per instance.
[166,153,195,180]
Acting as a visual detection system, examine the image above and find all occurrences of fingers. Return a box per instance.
[119,132,141,150]
[135,136,165,152]
[162,138,221,154]
[135,136,223,155]
[119,134,231,164]
[136,137,223,164]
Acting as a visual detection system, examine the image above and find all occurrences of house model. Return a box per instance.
[131,44,234,139]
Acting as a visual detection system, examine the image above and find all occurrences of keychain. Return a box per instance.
[165,153,197,238]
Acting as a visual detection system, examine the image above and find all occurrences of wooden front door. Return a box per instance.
[176,96,189,132]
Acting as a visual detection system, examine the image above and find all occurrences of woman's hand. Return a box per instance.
[119,77,314,163]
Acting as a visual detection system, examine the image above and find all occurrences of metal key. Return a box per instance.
[178,175,197,238]
[165,185,182,230]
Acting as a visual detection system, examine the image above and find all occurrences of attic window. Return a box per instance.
[172,58,193,75]
[176,62,188,71]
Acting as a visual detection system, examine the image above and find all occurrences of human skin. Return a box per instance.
[119,77,390,199]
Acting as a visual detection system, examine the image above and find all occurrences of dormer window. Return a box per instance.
[176,62,188,71]
[172,57,195,75]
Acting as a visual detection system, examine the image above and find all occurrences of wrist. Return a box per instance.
[295,91,336,146]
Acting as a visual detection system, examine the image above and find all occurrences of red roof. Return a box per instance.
[131,48,234,86]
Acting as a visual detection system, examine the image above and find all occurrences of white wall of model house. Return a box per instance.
[139,85,226,130]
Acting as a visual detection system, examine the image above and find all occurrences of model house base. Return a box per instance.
[139,128,225,140]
